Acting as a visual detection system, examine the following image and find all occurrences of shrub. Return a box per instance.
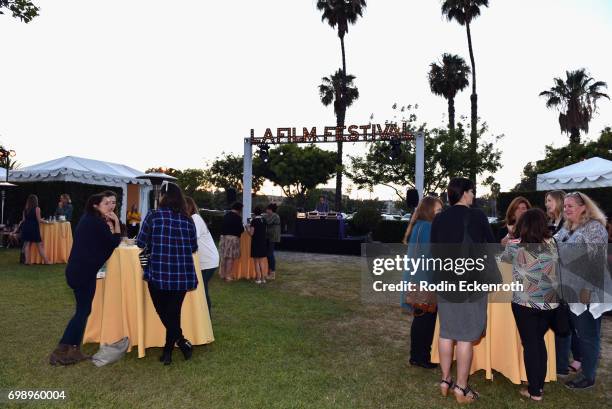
[350,207,382,235]
[372,220,409,243]
[200,209,224,239]
[277,204,297,234]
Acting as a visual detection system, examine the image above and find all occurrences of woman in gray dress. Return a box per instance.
[430,178,496,403]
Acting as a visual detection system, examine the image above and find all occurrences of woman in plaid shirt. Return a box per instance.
[137,182,199,365]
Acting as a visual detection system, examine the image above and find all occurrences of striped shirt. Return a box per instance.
[137,208,198,291]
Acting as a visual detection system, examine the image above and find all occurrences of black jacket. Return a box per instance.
[65,213,121,288]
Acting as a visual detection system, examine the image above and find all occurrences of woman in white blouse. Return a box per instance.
[186,197,219,317]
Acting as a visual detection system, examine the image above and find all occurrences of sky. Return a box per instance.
[0,0,611,200]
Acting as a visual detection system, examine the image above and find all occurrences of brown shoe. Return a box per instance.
[65,345,91,362]
[49,343,72,366]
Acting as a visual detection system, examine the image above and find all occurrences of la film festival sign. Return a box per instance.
[250,123,415,145]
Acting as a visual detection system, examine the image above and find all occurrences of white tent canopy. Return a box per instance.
[536,157,612,191]
[9,156,152,222]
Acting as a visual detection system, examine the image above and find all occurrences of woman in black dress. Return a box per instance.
[21,194,50,264]
[430,178,496,403]
[248,207,268,284]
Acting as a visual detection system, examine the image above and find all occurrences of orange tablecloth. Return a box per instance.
[431,262,557,384]
[230,232,268,280]
[83,246,214,358]
[30,222,72,264]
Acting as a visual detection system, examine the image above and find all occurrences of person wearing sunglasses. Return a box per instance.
[554,191,610,389]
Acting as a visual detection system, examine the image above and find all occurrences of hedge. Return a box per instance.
[372,220,409,243]
[498,187,612,218]
[4,182,123,227]
[200,209,225,240]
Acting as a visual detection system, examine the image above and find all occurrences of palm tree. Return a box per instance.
[428,53,471,131]
[319,69,360,133]
[316,0,367,210]
[441,0,489,182]
[539,69,609,145]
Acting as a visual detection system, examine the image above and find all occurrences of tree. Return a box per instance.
[347,120,502,201]
[318,69,359,211]
[256,144,336,205]
[316,0,367,211]
[205,153,265,194]
[428,53,470,131]
[0,0,39,23]
[513,127,612,191]
[539,69,609,145]
[441,0,489,183]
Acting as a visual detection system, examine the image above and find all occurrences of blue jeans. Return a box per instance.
[60,280,97,345]
[555,321,582,374]
[201,268,216,316]
[557,311,602,381]
[266,241,276,272]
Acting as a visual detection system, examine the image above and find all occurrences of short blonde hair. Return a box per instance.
[563,192,607,230]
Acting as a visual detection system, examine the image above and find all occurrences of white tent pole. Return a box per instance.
[242,138,253,225]
[415,131,425,200]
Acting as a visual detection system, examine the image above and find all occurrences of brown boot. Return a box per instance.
[49,344,72,366]
[65,345,91,363]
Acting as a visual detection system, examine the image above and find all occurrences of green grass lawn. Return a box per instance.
[0,249,610,409]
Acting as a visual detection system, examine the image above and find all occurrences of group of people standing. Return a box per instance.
[402,178,611,403]
[48,182,283,367]
[218,202,281,284]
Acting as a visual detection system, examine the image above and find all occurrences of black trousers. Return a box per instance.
[60,279,97,345]
[148,282,187,347]
[410,310,437,364]
[512,303,555,397]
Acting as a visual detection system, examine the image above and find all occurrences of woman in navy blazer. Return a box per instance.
[49,192,122,366]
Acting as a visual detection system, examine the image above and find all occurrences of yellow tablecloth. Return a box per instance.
[30,222,72,264]
[230,232,269,280]
[83,246,214,358]
[431,262,557,384]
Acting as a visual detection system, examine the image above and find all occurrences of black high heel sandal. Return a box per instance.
[454,384,479,404]
[439,378,454,397]
[159,345,173,365]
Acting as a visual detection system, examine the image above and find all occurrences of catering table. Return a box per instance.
[430,262,557,384]
[29,222,72,264]
[230,232,269,280]
[83,246,214,358]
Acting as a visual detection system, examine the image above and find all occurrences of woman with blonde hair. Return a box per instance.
[545,190,565,234]
[401,195,443,369]
[554,191,610,389]
[500,196,531,245]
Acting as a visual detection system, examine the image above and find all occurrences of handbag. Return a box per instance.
[405,223,437,313]
[551,237,571,336]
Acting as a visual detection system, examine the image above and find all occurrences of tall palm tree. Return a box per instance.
[441,0,488,182]
[539,69,609,145]
[316,0,367,210]
[428,53,471,131]
[319,69,360,136]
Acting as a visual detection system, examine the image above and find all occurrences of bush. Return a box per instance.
[200,209,224,240]
[372,220,409,243]
[350,207,382,235]
[277,204,297,234]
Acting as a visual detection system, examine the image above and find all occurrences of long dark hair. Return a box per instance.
[514,208,551,244]
[24,194,39,213]
[84,193,107,218]
[159,182,188,216]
